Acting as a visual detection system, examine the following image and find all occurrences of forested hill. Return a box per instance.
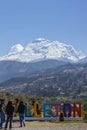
[0,63,87,97]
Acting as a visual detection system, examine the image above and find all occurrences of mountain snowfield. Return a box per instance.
[0,38,86,62]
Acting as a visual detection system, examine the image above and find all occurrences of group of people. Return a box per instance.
[0,98,25,129]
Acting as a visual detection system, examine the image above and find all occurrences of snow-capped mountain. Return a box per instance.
[8,44,24,55]
[0,38,86,62]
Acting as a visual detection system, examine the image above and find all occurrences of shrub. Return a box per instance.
[83,111,87,122]
[59,111,64,121]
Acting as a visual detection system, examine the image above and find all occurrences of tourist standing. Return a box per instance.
[13,98,19,117]
[0,99,5,129]
[4,101,14,129]
[17,101,25,127]
[1,99,5,127]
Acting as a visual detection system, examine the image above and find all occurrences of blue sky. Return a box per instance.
[0,0,87,56]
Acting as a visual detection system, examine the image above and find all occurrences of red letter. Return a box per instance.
[73,102,82,117]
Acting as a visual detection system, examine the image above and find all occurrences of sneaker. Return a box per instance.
[9,127,12,129]
[19,125,22,127]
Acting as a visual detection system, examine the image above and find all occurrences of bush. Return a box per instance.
[83,111,87,122]
[59,111,64,122]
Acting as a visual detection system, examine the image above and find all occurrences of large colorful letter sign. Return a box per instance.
[24,102,82,118]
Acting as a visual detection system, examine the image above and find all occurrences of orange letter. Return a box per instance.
[34,102,41,117]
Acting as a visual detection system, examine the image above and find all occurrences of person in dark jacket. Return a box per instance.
[4,101,14,129]
[1,99,5,125]
[17,101,25,127]
[0,99,5,129]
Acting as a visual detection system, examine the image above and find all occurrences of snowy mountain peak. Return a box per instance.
[8,44,24,55]
[0,38,86,62]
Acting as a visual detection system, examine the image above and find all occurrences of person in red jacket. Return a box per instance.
[13,98,19,117]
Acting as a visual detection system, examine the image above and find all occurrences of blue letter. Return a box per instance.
[43,102,52,117]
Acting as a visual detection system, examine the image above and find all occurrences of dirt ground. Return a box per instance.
[3,121,87,130]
